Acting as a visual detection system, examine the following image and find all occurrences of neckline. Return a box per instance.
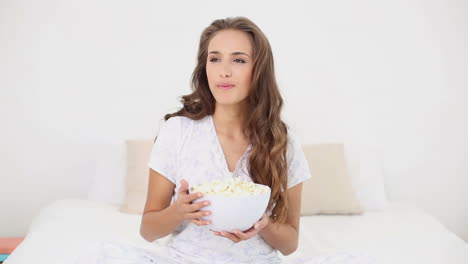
[209,115,252,174]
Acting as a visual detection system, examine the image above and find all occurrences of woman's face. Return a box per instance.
[206,29,254,106]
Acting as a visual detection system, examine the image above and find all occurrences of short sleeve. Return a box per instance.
[286,130,311,189]
[147,116,181,184]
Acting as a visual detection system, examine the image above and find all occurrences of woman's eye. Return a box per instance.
[209,58,245,63]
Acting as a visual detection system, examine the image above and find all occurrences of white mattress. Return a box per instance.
[5,199,468,264]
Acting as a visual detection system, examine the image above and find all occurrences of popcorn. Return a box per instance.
[189,177,270,197]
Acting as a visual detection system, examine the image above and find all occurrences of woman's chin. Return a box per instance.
[214,97,249,107]
[215,99,243,106]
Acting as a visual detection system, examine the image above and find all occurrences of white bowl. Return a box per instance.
[191,183,271,233]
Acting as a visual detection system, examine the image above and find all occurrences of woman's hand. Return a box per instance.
[211,212,270,243]
[173,179,212,226]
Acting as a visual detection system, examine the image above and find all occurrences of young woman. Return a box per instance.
[139,16,311,264]
[78,16,311,264]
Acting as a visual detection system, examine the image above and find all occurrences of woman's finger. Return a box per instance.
[243,228,257,237]
[232,230,253,240]
[185,210,211,219]
[259,213,268,223]
[188,200,210,212]
[220,232,241,243]
[191,219,211,226]
[257,213,270,229]
[178,179,189,195]
[184,192,203,203]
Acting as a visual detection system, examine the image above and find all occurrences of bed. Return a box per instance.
[5,140,468,263]
[5,198,468,263]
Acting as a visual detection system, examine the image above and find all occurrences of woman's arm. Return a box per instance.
[140,169,212,242]
[258,183,303,256]
[140,169,183,241]
[140,204,184,241]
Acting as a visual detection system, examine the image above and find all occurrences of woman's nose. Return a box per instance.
[220,72,231,78]
[220,65,232,78]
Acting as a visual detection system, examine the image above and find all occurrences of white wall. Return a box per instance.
[1,0,467,242]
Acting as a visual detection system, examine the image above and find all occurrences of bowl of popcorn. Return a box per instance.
[189,177,271,233]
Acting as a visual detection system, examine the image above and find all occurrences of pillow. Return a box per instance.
[119,139,154,214]
[119,140,363,216]
[300,143,363,215]
[344,143,389,211]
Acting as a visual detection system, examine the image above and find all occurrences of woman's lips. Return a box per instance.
[217,84,235,90]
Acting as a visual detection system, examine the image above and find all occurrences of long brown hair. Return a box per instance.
[163,16,289,224]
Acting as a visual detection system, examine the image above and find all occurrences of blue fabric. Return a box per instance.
[0,254,9,261]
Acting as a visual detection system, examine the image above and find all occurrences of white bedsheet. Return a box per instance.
[5,199,468,264]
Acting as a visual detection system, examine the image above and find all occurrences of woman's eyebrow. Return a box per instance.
[208,51,251,58]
